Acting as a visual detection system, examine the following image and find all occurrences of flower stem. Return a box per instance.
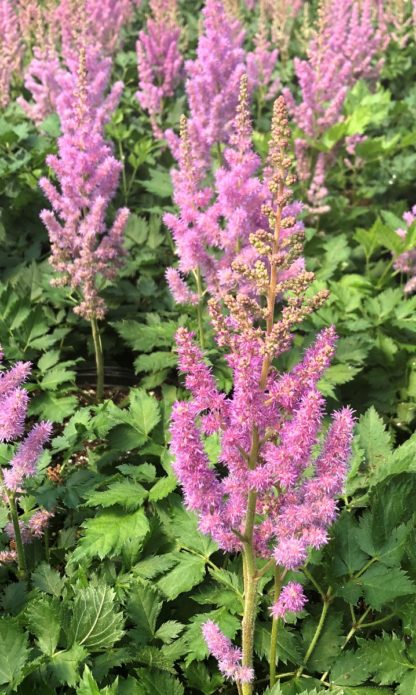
[297,588,332,677]
[241,491,258,695]
[9,494,28,584]
[91,317,104,402]
[269,568,283,686]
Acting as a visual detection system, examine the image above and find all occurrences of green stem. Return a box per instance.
[91,317,104,402]
[9,495,28,583]
[297,589,332,677]
[355,556,377,579]
[269,568,283,687]
[302,567,325,598]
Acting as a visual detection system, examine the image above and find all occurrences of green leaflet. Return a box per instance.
[66,585,124,651]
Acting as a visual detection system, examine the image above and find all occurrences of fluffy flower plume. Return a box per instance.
[0,0,22,108]
[136,0,183,138]
[167,0,246,166]
[283,0,387,208]
[170,96,354,681]
[0,350,51,492]
[393,204,416,294]
[39,48,129,320]
[247,4,279,101]
[165,75,303,301]
[202,621,254,683]
[270,581,307,620]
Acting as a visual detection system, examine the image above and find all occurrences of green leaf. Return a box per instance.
[356,634,412,685]
[26,597,61,656]
[136,669,184,695]
[68,585,124,651]
[77,666,118,695]
[184,662,223,695]
[133,554,177,580]
[37,350,60,372]
[84,480,148,511]
[397,670,416,694]
[112,320,177,353]
[0,618,29,688]
[127,582,162,643]
[355,407,393,486]
[149,476,177,501]
[32,563,64,597]
[155,621,185,644]
[329,512,369,577]
[302,613,344,673]
[135,351,177,373]
[47,644,87,687]
[330,651,371,686]
[72,507,149,561]
[358,565,416,610]
[157,552,206,600]
[40,366,76,390]
[129,389,160,437]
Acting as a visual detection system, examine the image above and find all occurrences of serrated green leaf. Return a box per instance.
[112,320,177,353]
[149,476,176,501]
[26,597,61,656]
[329,512,369,577]
[358,565,416,610]
[135,351,177,373]
[127,582,162,643]
[84,480,147,511]
[254,623,302,666]
[72,507,149,561]
[47,643,87,687]
[397,670,416,694]
[40,367,76,390]
[330,650,371,686]
[0,618,29,688]
[133,554,177,580]
[77,665,118,695]
[37,350,60,372]
[355,407,393,485]
[32,563,64,597]
[302,613,344,673]
[155,621,185,644]
[136,669,184,695]
[157,552,206,599]
[68,585,124,651]
[184,662,223,695]
[129,389,160,436]
[356,634,412,685]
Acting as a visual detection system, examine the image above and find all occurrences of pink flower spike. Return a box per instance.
[270,582,307,620]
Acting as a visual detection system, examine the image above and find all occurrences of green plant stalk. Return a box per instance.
[241,495,258,695]
[297,588,332,677]
[91,317,104,402]
[269,569,283,686]
[9,494,28,583]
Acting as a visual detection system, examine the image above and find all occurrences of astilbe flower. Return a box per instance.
[283,0,387,209]
[0,350,51,493]
[202,621,254,683]
[167,0,246,166]
[165,76,303,303]
[39,48,129,321]
[170,96,355,688]
[136,0,183,138]
[270,581,307,620]
[0,550,17,565]
[57,0,135,58]
[246,3,280,101]
[18,46,65,124]
[164,115,216,304]
[384,0,413,47]
[394,204,416,294]
[0,0,22,108]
